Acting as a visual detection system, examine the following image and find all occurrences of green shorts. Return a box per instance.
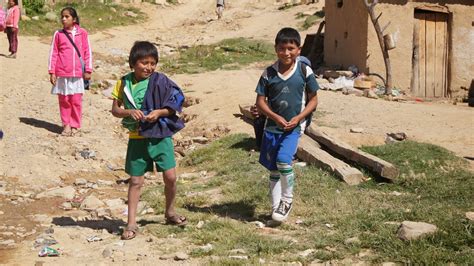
[125,137,176,176]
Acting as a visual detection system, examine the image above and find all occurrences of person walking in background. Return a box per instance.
[4,0,19,58]
[216,0,225,19]
[48,7,92,136]
[255,27,319,223]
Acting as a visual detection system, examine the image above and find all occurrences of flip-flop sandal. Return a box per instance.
[121,225,138,240]
[165,215,187,226]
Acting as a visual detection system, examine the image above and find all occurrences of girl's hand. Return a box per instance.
[50,74,57,86]
[128,110,145,121]
[83,72,91,80]
[144,110,160,123]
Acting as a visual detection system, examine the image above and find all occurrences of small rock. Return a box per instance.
[198,243,213,252]
[229,248,246,254]
[293,162,307,167]
[36,186,76,200]
[391,191,402,196]
[0,239,15,245]
[229,255,249,260]
[295,219,304,225]
[179,172,200,179]
[344,237,361,245]
[80,195,105,210]
[174,252,189,261]
[251,221,265,228]
[196,220,205,229]
[397,221,438,241]
[74,178,87,186]
[102,247,113,258]
[97,179,114,187]
[192,136,209,144]
[387,132,407,141]
[159,254,174,260]
[298,249,314,257]
[466,212,474,221]
[105,198,123,208]
[350,127,364,133]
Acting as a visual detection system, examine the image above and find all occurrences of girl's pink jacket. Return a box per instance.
[5,5,19,28]
[48,25,93,77]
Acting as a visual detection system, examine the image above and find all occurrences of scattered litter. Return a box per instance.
[295,219,304,225]
[38,246,60,257]
[86,235,102,242]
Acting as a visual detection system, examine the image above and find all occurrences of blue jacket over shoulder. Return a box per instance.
[138,72,185,138]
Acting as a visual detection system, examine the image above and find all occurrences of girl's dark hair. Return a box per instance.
[129,41,159,68]
[61,7,80,25]
[13,0,19,5]
[275,27,301,47]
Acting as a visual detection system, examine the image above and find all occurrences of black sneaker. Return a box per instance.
[272,200,292,222]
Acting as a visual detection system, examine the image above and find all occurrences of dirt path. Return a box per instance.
[0,0,472,264]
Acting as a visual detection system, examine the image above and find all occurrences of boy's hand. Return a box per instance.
[83,72,91,81]
[144,110,160,122]
[129,110,145,121]
[274,115,289,129]
[250,104,260,118]
[284,116,301,131]
[50,74,57,86]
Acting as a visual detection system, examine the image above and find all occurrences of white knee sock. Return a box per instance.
[277,162,294,203]
[269,171,281,211]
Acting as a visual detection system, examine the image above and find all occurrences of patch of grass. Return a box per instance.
[145,134,473,263]
[20,3,145,36]
[160,38,275,74]
[296,10,324,30]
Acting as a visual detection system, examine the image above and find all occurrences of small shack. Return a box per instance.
[324,0,473,98]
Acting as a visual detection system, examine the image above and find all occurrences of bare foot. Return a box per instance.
[61,125,72,136]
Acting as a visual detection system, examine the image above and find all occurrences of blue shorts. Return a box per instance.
[259,130,300,171]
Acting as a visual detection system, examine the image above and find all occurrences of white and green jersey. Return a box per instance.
[255,59,319,134]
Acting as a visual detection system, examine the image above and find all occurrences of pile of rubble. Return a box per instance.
[315,67,403,100]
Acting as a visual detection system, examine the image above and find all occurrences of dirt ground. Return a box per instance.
[0,0,473,264]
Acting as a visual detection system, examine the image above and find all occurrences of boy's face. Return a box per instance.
[8,0,14,7]
[275,42,301,67]
[133,56,157,81]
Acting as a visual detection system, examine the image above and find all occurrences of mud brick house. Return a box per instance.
[324,0,473,98]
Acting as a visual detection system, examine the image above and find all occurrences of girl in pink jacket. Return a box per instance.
[5,0,20,58]
[48,7,92,136]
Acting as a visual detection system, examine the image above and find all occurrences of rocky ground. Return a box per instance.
[0,0,472,264]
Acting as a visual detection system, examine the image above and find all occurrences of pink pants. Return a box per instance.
[58,94,82,128]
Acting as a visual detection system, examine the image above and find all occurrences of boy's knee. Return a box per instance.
[276,153,293,165]
[129,176,144,188]
[162,169,177,184]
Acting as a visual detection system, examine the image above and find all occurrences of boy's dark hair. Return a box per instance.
[275,27,301,47]
[61,7,80,25]
[129,41,159,68]
[12,0,19,5]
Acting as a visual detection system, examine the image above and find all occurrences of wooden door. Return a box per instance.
[412,11,448,98]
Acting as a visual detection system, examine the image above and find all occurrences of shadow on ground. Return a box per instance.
[19,117,62,134]
[186,201,256,222]
[52,216,126,233]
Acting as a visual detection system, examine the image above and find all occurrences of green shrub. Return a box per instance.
[23,0,45,15]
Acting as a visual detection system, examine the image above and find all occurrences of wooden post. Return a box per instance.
[364,0,392,95]
[411,16,420,95]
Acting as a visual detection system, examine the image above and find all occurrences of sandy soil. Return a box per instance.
[0,0,472,264]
